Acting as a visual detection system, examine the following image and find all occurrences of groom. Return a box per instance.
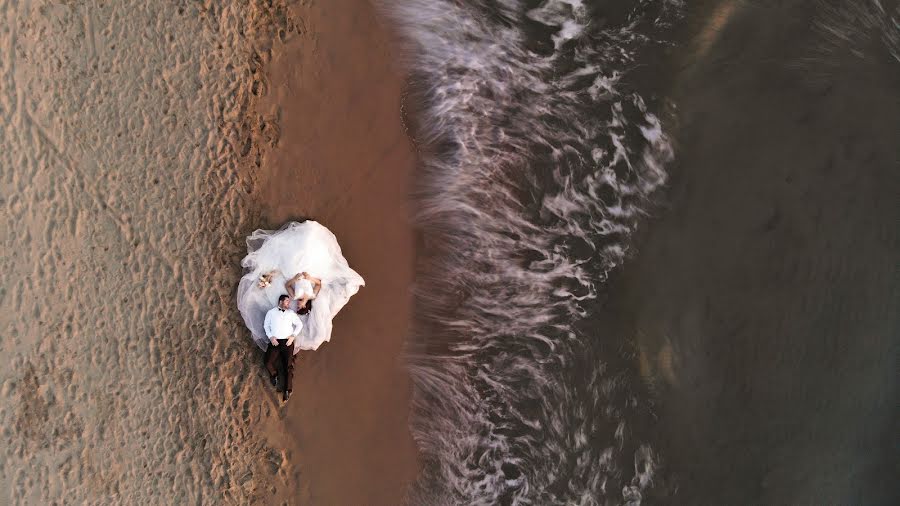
[263,294,302,402]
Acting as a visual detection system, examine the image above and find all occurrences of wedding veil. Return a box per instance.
[236,221,364,354]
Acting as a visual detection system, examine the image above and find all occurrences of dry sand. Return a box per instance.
[0,0,417,503]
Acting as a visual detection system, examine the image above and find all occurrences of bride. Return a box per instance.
[237,221,364,352]
[285,271,322,314]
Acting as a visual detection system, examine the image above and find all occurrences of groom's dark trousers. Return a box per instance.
[265,339,296,391]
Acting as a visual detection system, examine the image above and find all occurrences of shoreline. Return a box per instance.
[247,0,420,503]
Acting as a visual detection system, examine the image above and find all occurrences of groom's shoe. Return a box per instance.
[283,390,291,402]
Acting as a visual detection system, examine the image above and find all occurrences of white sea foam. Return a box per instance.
[385,0,682,503]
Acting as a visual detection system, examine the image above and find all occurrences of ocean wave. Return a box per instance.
[793,0,899,84]
[386,1,682,503]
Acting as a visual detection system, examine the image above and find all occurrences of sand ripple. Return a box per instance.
[0,1,301,503]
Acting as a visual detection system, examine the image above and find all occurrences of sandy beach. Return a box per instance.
[251,0,420,503]
[5,0,895,504]
[1,0,415,503]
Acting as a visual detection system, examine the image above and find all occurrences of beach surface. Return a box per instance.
[251,0,420,503]
[0,0,417,503]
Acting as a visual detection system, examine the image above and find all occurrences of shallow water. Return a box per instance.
[392,0,899,504]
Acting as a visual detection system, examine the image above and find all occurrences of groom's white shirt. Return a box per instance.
[264,307,302,340]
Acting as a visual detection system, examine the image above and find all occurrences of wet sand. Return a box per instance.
[251,0,419,503]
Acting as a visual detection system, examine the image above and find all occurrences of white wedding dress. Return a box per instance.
[237,221,364,354]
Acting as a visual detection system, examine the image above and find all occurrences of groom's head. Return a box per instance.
[278,294,291,310]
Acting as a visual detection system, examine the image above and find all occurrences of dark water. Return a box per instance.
[389,1,899,504]
[620,1,899,504]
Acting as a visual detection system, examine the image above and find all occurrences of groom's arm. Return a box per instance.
[263,310,272,336]
[286,316,302,346]
[295,317,304,336]
[263,310,278,346]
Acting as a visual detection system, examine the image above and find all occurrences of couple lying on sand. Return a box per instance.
[236,221,365,403]
[261,272,321,402]
[258,271,322,314]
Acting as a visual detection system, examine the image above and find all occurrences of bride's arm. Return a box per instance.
[309,275,323,296]
[285,273,301,299]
